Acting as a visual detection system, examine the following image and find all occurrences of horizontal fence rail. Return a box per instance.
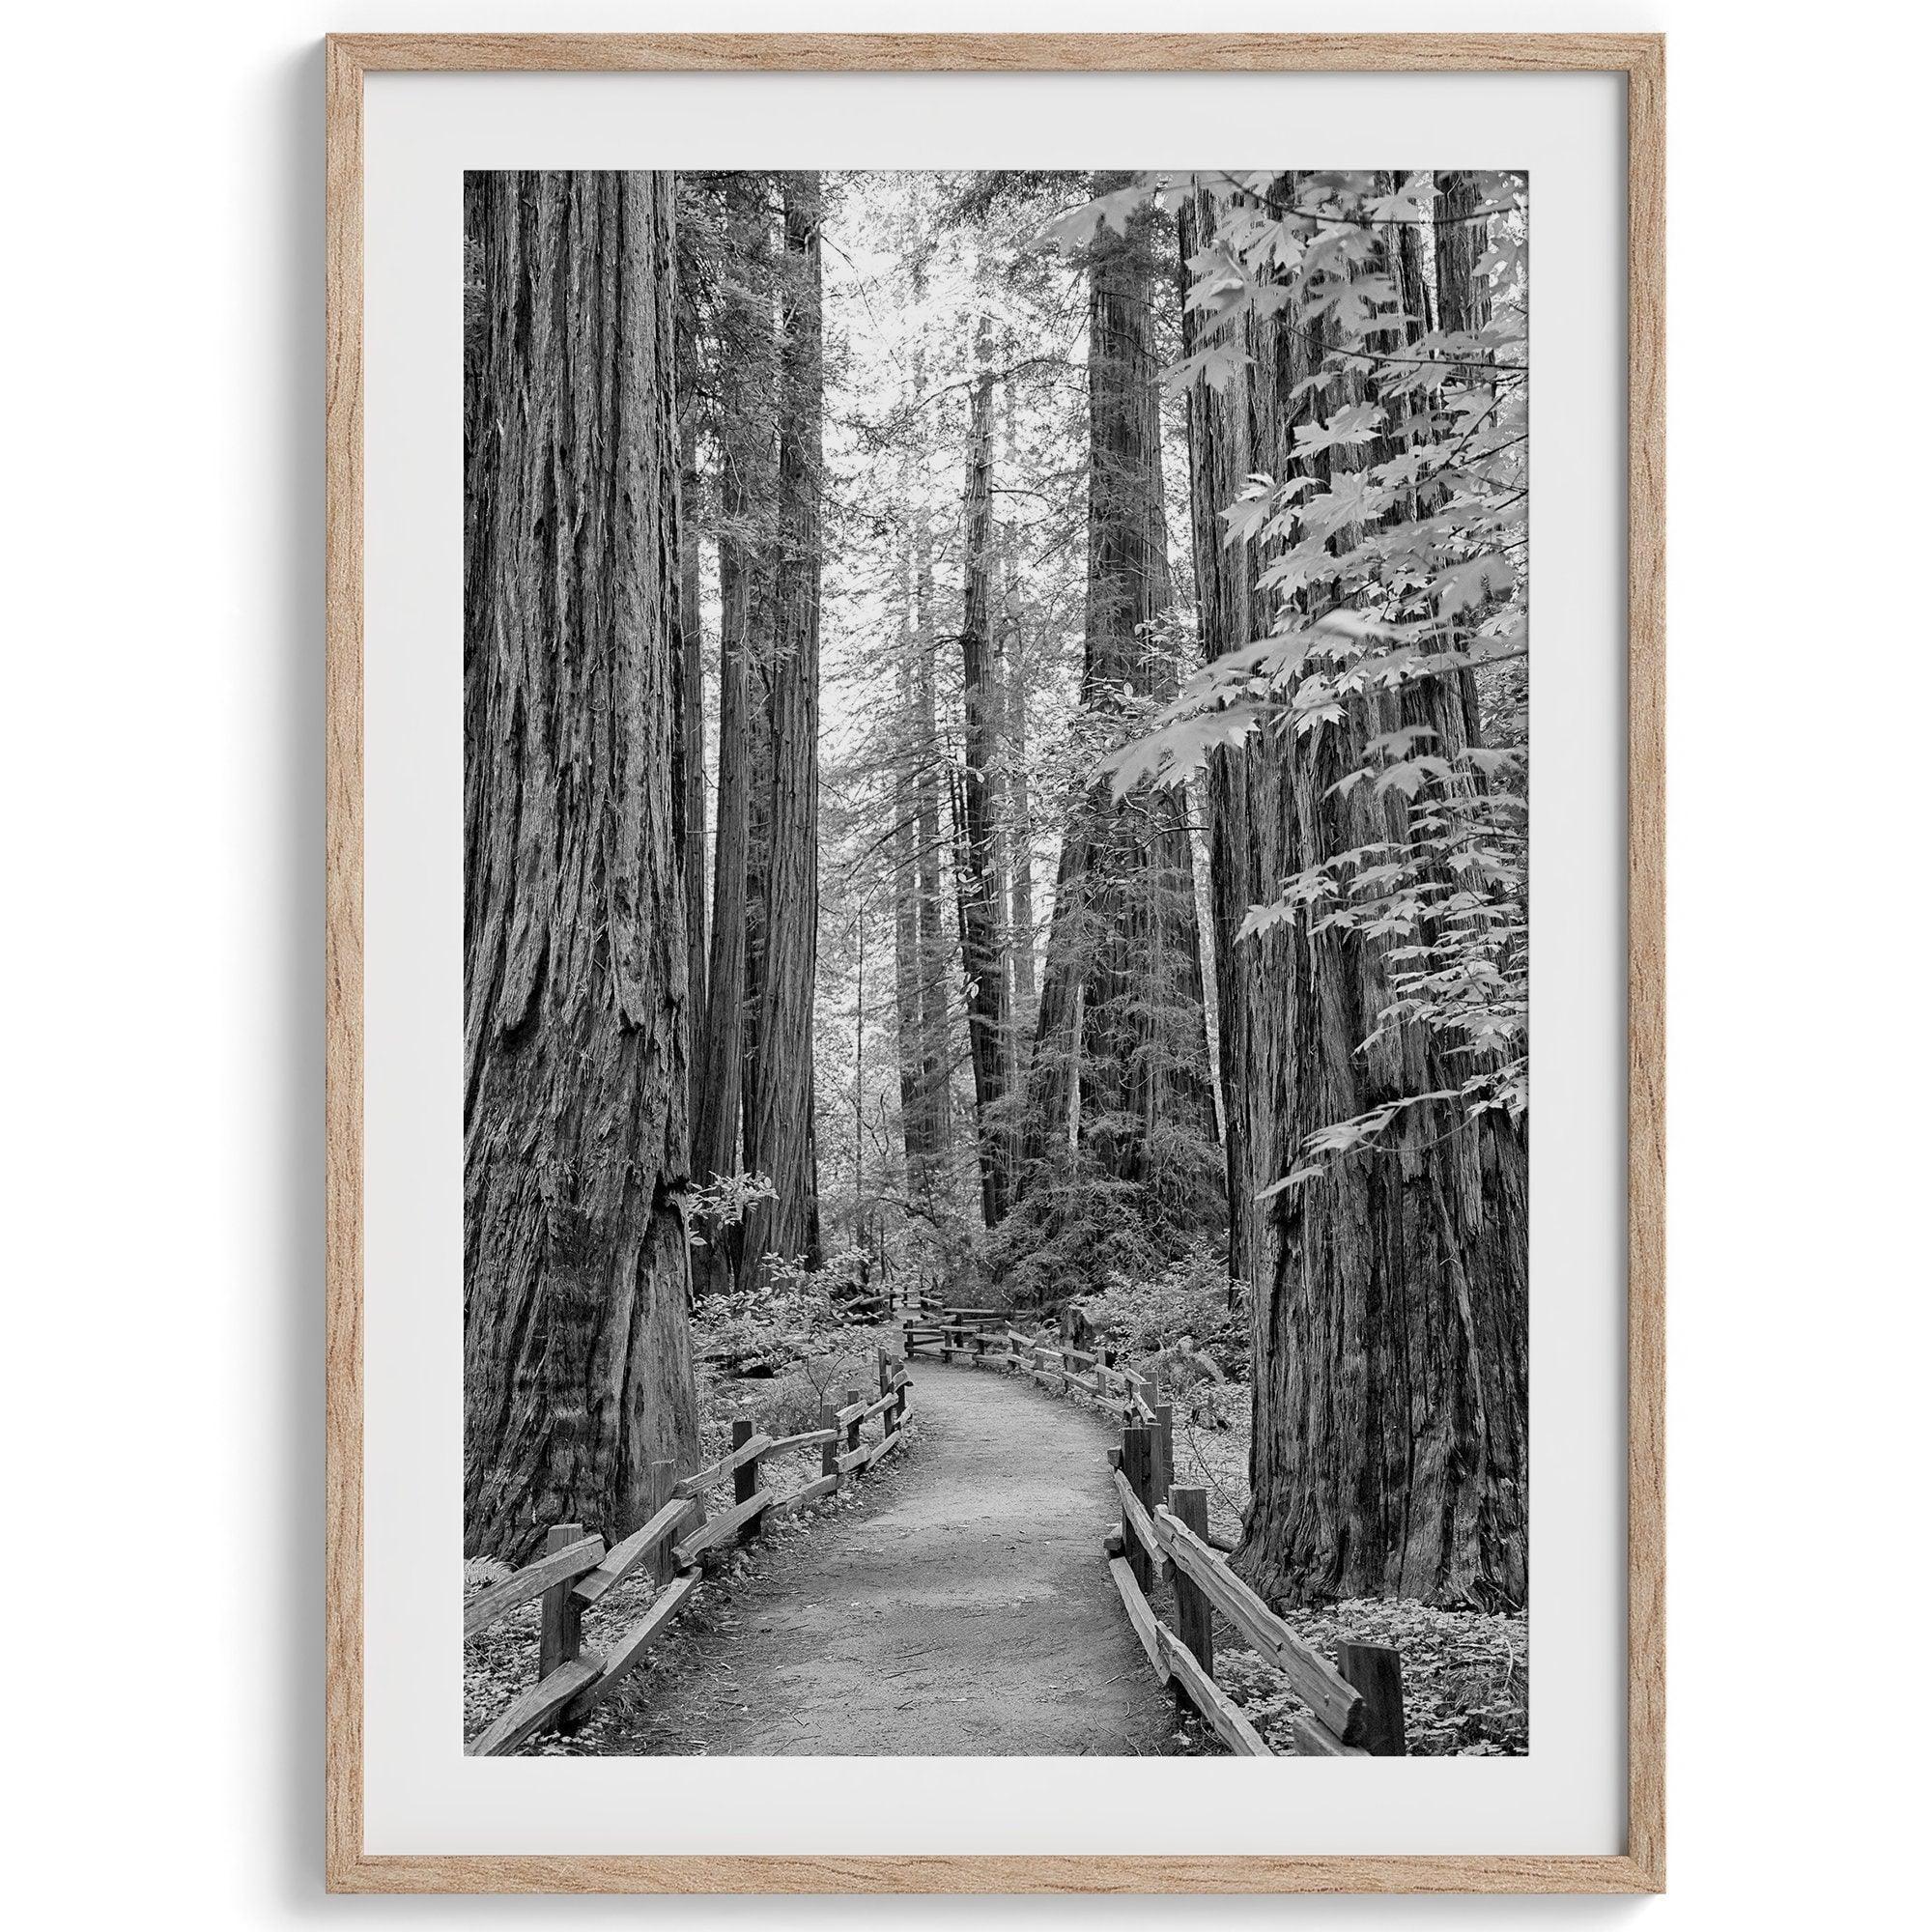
[905,1306,1407,1758]
[463,1348,914,1755]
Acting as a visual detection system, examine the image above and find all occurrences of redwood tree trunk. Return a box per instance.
[1020,180,1219,1223]
[913,398,952,1189]
[893,539,950,1211]
[693,172,775,1294]
[462,170,698,1563]
[954,322,1015,1224]
[675,282,708,1055]
[1180,176,1528,1610]
[743,171,825,1284]
[691,458,754,1294]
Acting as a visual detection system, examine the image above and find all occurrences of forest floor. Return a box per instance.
[547,1357,1194,1756]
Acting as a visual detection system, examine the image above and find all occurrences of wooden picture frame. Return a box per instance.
[326,31,1663,1894]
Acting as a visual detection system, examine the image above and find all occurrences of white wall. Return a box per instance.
[5,1,1920,1923]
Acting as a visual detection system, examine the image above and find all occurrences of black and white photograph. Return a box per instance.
[462,166,1530,1761]
[31,0,1932,1915]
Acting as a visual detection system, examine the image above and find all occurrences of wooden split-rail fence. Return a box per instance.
[834,1279,936,1325]
[462,1348,914,1756]
[903,1307,1407,1758]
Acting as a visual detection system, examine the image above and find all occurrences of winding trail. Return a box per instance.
[595,1357,1182,1755]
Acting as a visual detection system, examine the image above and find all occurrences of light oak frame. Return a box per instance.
[325,30,1664,1895]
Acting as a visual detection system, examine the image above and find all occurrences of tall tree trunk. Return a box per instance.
[691,454,754,1294]
[954,320,1015,1224]
[462,170,698,1563]
[912,350,952,1190]
[694,172,774,1293]
[891,546,927,1194]
[744,172,825,1284]
[1435,171,1492,341]
[1178,181,1297,1311]
[892,536,952,1212]
[740,624,772,1187]
[998,348,1037,1021]
[675,283,708,1059]
[1180,176,1527,1610]
[1020,179,1220,1225]
[1021,828,1088,1177]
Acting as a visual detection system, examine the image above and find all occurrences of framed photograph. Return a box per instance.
[326,31,1663,1893]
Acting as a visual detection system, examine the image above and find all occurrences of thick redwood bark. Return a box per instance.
[1435,171,1492,343]
[462,170,698,1562]
[692,175,777,1294]
[675,290,708,1052]
[954,324,1015,1224]
[690,463,755,1294]
[743,172,825,1284]
[1020,181,1220,1224]
[1180,177,1527,1610]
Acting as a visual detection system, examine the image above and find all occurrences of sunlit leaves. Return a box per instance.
[1293,401,1386,460]
[1100,703,1262,797]
[1362,170,1439,224]
[1166,337,1254,396]
[1035,179,1157,253]
[1042,165,1532,1186]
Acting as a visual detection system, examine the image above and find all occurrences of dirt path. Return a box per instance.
[592,1358,1184,1755]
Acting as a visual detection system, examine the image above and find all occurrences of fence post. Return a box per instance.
[884,1350,906,1433]
[1168,1486,1213,1715]
[644,1458,677,1581]
[538,1521,584,1680]
[844,1386,864,1462]
[1335,1640,1406,1756]
[1121,1425,1155,1594]
[683,1483,708,1565]
[1153,1397,1176,1507]
[732,1413,764,1546]
[819,1401,840,1491]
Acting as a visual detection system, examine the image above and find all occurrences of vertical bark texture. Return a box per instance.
[1435,171,1492,342]
[892,536,949,1208]
[892,547,926,1181]
[998,349,1037,1016]
[743,172,825,1284]
[1180,177,1527,1610]
[954,321,1015,1224]
[692,173,776,1294]
[675,278,708,1051]
[895,310,954,1205]
[1021,181,1220,1226]
[691,461,755,1293]
[462,170,698,1564]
